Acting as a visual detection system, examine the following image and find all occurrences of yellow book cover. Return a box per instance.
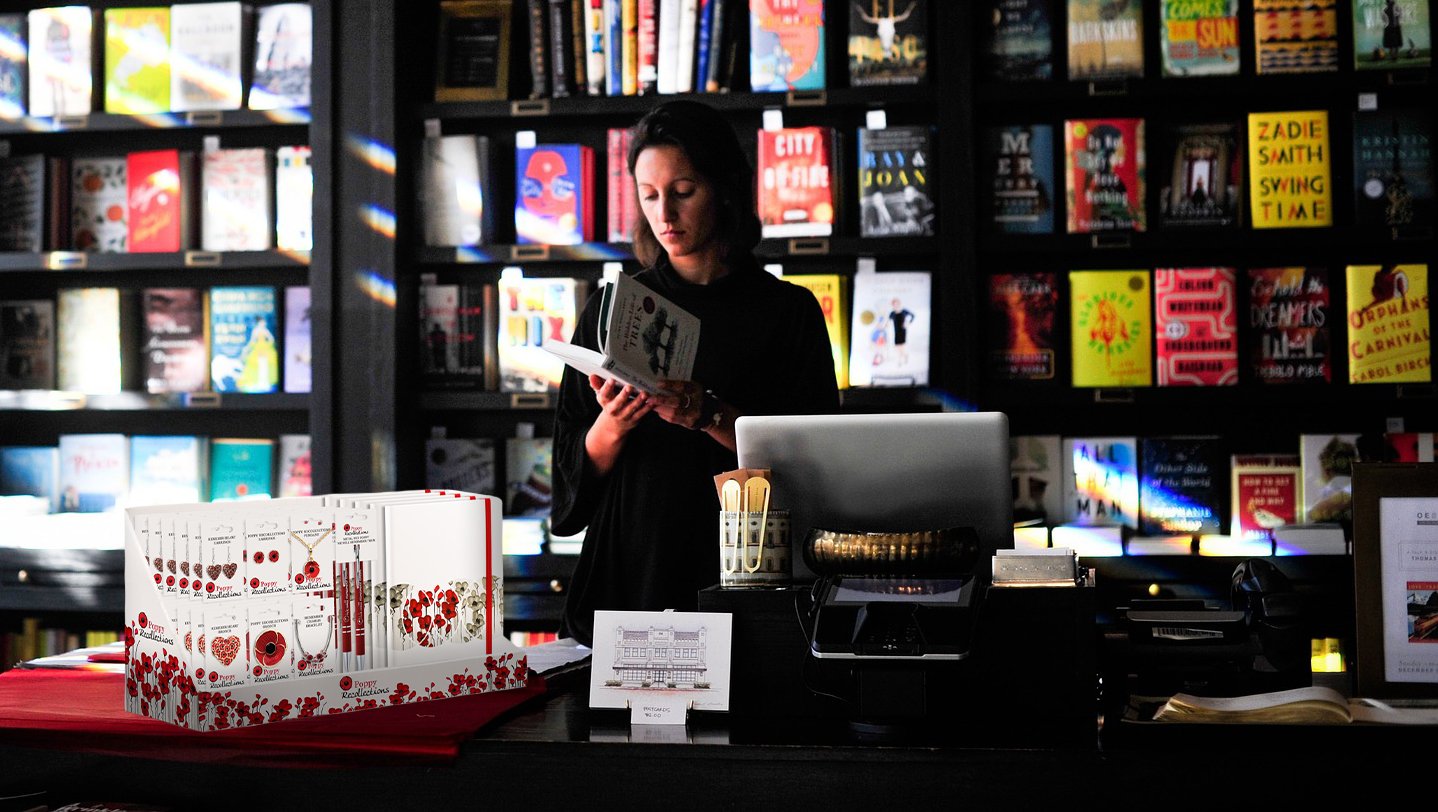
[104,7,170,114]
[784,273,850,388]
[1346,264,1431,384]
[1247,110,1332,229]
[1070,270,1152,387]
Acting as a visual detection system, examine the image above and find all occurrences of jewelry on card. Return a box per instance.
[293,615,335,671]
[251,549,281,565]
[289,527,334,583]
[206,548,234,581]
[253,628,287,668]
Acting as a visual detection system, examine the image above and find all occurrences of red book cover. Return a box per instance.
[1246,266,1331,384]
[606,128,633,242]
[1064,117,1146,233]
[1154,267,1238,386]
[127,149,188,253]
[637,0,658,93]
[987,272,1058,381]
[1232,458,1300,542]
[756,126,835,238]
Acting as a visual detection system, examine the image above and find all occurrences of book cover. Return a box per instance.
[1067,0,1143,81]
[0,447,60,512]
[209,438,275,501]
[1230,453,1301,541]
[277,433,311,497]
[57,288,136,394]
[425,437,497,494]
[1248,110,1332,229]
[848,0,927,86]
[1353,109,1434,233]
[545,271,701,394]
[586,0,607,95]
[1010,434,1063,526]
[1158,122,1241,229]
[421,135,493,247]
[847,270,930,387]
[987,272,1058,381]
[1160,0,1239,77]
[249,3,312,109]
[1154,267,1238,387]
[71,157,127,253]
[857,126,934,237]
[141,287,207,394]
[127,149,192,253]
[784,273,850,389]
[1346,264,1431,384]
[420,279,462,383]
[515,143,595,245]
[982,0,1053,81]
[1299,433,1360,523]
[1069,270,1152,388]
[749,0,825,91]
[1254,0,1338,74]
[1062,436,1139,529]
[1140,436,1224,535]
[757,126,836,239]
[57,433,128,513]
[0,300,55,390]
[170,1,245,111]
[1353,0,1431,71]
[103,7,169,114]
[497,273,586,393]
[209,286,279,394]
[27,7,95,117]
[434,0,512,102]
[0,154,46,252]
[202,148,273,251]
[1065,118,1145,233]
[1248,266,1331,384]
[283,285,311,394]
[506,436,553,517]
[128,435,205,505]
[606,127,635,243]
[275,145,313,251]
[983,124,1054,234]
[0,14,23,119]
[655,0,682,95]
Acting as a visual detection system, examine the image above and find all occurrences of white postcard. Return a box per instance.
[589,610,733,715]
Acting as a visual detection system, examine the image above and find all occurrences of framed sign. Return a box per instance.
[1354,463,1438,699]
[434,0,512,103]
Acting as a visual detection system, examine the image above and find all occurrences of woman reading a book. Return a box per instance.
[550,100,839,646]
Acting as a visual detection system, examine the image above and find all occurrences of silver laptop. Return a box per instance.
[735,411,1013,579]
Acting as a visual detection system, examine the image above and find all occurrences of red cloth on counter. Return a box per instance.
[0,668,546,768]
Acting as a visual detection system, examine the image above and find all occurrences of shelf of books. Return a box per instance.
[979,0,1434,587]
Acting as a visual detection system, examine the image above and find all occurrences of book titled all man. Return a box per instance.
[984,124,1054,234]
[1160,0,1239,77]
[1069,270,1151,388]
[749,0,825,92]
[515,143,595,245]
[1231,453,1301,541]
[1248,110,1332,229]
[1154,268,1238,386]
[0,300,55,390]
[982,0,1053,81]
[848,0,927,86]
[848,270,930,387]
[1159,122,1241,229]
[1346,264,1431,384]
[103,7,170,114]
[71,157,127,253]
[988,272,1058,381]
[1067,0,1143,81]
[56,288,138,393]
[422,135,494,247]
[1140,436,1224,536]
[544,271,699,394]
[857,126,934,237]
[1353,109,1434,234]
[1254,0,1338,74]
[1353,0,1431,71]
[128,149,195,253]
[170,2,245,111]
[249,3,312,109]
[209,286,279,393]
[784,273,850,389]
[209,438,274,501]
[1062,436,1139,529]
[58,433,129,513]
[27,7,95,117]
[1065,118,1145,233]
[142,287,207,394]
[757,126,836,239]
[497,272,585,393]
[1248,266,1331,383]
[202,148,273,251]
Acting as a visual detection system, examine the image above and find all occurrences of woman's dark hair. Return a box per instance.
[627,100,761,269]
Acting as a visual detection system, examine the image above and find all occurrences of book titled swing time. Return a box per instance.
[543,273,699,394]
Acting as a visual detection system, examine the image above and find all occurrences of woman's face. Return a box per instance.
[634,145,720,270]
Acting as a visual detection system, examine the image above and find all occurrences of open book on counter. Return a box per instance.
[543,272,699,394]
[1154,686,1438,725]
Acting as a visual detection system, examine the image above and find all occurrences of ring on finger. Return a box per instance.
[681,393,691,410]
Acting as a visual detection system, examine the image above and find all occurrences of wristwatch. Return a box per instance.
[695,391,724,431]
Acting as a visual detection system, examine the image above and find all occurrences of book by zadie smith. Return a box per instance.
[1065,118,1145,233]
[1248,110,1332,229]
[1154,267,1238,387]
[757,126,836,239]
[1346,264,1431,384]
[1069,270,1151,388]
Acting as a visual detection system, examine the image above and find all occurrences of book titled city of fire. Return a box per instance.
[757,126,836,238]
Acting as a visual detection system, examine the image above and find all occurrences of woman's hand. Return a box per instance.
[651,380,705,429]
[585,375,653,475]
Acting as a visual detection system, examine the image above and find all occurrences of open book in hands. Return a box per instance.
[543,272,700,394]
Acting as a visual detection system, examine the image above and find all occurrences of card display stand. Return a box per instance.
[122,498,530,732]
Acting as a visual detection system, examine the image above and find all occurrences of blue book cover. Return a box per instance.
[0,14,24,119]
[209,438,274,501]
[606,0,622,95]
[58,433,129,513]
[515,143,592,245]
[1,446,60,512]
[695,0,715,88]
[209,286,279,393]
[129,435,205,505]
[749,0,825,91]
[984,124,1054,234]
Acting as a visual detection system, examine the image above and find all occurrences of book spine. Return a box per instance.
[607,128,625,242]
[675,0,699,93]
[571,0,590,95]
[549,0,573,97]
[703,0,727,92]
[622,0,638,94]
[526,0,550,99]
[656,0,679,94]
[587,0,608,95]
[694,0,714,92]
[605,0,623,95]
[636,0,658,93]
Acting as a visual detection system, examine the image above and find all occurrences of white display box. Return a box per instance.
[123,497,530,731]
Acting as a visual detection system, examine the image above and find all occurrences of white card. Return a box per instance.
[589,610,733,713]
